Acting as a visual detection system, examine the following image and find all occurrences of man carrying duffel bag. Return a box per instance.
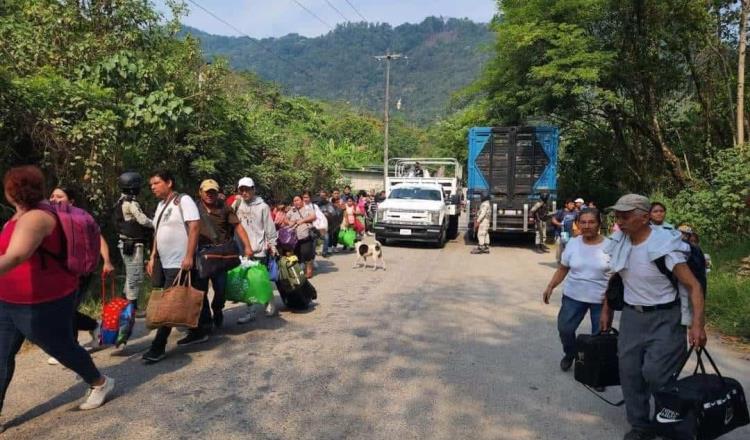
[600,194,707,440]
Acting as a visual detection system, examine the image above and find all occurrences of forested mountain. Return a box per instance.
[184,17,494,124]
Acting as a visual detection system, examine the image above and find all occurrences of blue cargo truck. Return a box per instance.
[467,126,559,238]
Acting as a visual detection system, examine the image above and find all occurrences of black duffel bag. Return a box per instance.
[575,328,621,389]
[196,241,241,279]
[653,346,749,440]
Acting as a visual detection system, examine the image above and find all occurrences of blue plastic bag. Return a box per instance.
[268,258,279,282]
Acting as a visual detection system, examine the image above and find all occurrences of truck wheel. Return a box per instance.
[375,235,387,246]
[436,228,447,248]
[447,215,459,240]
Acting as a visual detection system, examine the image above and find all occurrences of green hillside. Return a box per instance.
[184,17,494,124]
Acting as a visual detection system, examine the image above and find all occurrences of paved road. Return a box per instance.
[4,235,750,439]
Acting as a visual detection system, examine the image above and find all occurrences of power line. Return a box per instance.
[324,0,350,22]
[342,0,367,22]
[184,0,314,79]
[290,0,333,30]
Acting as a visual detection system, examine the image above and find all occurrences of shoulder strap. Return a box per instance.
[197,202,221,244]
[654,255,680,297]
[154,193,179,234]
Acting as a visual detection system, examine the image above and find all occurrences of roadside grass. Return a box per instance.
[705,239,750,340]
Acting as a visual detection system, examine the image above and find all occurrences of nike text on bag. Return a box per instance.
[654,347,749,440]
[40,202,101,275]
[145,270,204,329]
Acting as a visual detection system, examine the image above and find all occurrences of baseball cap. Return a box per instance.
[607,194,651,212]
[237,177,255,189]
[574,198,585,204]
[199,179,220,192]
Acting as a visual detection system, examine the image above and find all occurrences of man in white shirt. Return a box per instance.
[601,194,706,440]
[143,170,209,364]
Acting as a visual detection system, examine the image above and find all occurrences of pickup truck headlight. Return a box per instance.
[376,209,385,222]
[430,210,441,224]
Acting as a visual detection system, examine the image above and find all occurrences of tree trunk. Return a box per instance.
[737,0,748,149]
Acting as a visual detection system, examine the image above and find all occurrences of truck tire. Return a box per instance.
[375,235,387,246]
[436,228,447,248]
[447,215,459,240]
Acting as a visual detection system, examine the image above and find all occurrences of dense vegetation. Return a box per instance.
[438,0,750,338]
[186,17,494,124]
[0,0,427,221]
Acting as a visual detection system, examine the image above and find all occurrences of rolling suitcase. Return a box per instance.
[574,328,621,388]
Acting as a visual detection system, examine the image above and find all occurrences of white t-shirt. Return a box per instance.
[154,194,200,269]
[620,235,686,306]
[560,237,610,303]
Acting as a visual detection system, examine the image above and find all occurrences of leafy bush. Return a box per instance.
[654,148,750,245]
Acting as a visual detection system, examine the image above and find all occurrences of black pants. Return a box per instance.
[149,268,211,352]
[0,294,101,412]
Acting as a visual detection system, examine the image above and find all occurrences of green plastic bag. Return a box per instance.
[338,228,356,248]
[225,263,274,304]
[245,264,273,304]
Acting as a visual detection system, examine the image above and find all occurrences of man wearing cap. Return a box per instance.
[193,179,253,332]
[231,177,279,324]
[600,194,706,440]
[574,197,585,211]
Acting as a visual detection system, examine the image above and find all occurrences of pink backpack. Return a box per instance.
[39,202,101,275]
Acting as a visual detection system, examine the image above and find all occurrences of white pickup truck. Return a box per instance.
[373,158,462,247]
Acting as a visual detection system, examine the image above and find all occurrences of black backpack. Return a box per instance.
[655,242,708,297]
[605,243,707,311]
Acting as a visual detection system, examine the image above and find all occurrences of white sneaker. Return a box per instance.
[264,301,277,317]
[237,309,257,324]
[79,376,115,410]
[47,356,60,365]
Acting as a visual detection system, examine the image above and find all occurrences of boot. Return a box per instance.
[481,245,490,254]
[471,247,483,254]
[534,244,544,254]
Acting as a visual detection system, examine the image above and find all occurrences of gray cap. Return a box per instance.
[607,194,651,212]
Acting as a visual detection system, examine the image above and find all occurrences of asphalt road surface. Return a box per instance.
[4,234,750,439]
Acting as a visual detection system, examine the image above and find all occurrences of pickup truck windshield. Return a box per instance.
[389,187,442,201]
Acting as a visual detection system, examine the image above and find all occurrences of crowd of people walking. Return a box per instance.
[0,165,385,432]
[0,165,719,439]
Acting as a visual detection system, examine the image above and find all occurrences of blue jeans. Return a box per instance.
[558,295,602,357]
[0,293,102,412]
[321,233,330,255]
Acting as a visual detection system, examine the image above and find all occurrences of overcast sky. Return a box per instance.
[157,0,497,38]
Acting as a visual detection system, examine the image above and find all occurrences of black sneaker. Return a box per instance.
[623,429,656,440]
[560,355,575,372]
[213,310,224,329]
[176,331,209,346]
[142,348,166,364]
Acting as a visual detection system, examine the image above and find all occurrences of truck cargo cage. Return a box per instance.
[467,126,559,235]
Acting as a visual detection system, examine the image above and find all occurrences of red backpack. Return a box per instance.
[39,201,101,275]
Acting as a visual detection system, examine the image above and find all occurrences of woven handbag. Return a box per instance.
[146,270,204,329]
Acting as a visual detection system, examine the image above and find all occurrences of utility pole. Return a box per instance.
[738,0,749,149]
[375,52,404,187]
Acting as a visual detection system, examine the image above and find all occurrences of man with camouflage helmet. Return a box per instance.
[114,172,153,312]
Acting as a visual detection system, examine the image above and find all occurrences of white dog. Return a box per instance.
[353,240,386,271]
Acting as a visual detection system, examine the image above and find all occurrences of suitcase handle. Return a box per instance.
[599,327,618,336]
